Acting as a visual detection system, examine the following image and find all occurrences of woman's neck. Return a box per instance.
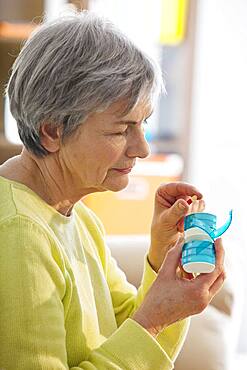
[0,149,84,216]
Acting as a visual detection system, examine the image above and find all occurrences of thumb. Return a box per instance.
[159,237,184,277]
[165,199,189,225]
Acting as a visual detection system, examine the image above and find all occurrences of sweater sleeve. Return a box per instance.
[0,216,68,369]
[104,243,190,363]
[140,256,191,362]
[85,206,190,365]
[0,216,173,370]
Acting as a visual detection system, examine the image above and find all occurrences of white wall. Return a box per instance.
[188,0,247,351]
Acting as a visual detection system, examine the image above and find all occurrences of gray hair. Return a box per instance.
[7,10,164,156]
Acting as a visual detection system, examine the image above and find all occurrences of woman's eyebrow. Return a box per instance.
[115,110,154,124]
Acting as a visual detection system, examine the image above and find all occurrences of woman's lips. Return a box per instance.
[113,167,133,174]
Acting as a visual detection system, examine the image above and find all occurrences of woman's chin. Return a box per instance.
[104,176,130,192]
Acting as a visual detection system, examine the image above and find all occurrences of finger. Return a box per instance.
[164,199,189,225]
[156,182,203,205]
[178,199,205,230]
[209,270,226,298]
[191,199,205,214]
[159,237,184,277]
[189,202,197,214]
[178,260,195,280]
[187,199,205,215]
[197,199,206,212]
[194,238,225,286]
[179,195,193,203]
[183,271,195,280]
[177,219,184,232]
[214,238,225,267]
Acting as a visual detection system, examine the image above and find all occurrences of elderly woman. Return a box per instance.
[0,11,225,370]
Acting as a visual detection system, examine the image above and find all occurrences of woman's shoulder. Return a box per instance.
[0,175,19,222]
[0,175,54,236]
[0,177,62,262]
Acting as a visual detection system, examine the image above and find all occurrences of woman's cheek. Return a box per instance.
[106,138,127,158]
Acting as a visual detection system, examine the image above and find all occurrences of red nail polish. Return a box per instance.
[187,199,192,205]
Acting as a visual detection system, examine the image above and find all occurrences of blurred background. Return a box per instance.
[1,1,247,368]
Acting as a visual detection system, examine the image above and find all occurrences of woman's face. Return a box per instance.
[60,99,152,195]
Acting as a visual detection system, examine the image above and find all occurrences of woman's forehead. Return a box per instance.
[107,99,153,122]
[85,99,153,129]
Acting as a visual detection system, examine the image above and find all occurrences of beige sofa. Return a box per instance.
[106,235,246,370]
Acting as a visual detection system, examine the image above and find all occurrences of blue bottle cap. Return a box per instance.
[184,210,233,241]
[210,210,233,239]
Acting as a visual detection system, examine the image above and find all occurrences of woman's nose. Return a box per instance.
[126,130,150,159]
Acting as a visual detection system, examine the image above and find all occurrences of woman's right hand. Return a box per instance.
[132,238,226,337]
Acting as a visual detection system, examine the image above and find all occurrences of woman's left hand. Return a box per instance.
[148,182,205,272]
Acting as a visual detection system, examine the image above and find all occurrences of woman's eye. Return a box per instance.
[113,119,149,136]
[114,129,128,136]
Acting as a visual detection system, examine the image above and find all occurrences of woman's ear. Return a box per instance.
[39,123,62,153]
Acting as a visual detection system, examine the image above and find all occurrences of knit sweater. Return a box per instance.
[0,176,189,369]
